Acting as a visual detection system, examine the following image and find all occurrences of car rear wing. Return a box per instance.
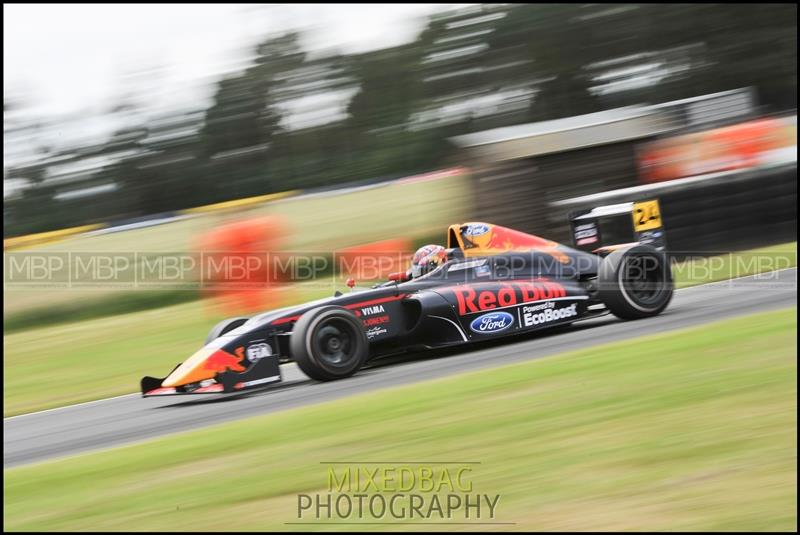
[568,199,667,255]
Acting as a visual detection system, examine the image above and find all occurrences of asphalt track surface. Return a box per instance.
[5,269,797,468]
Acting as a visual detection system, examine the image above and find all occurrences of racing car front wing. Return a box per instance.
[141,352,282,397]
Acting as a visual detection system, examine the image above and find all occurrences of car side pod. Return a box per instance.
[140,353,282,397]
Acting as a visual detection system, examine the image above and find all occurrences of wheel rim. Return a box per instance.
[312,319,357,368]
[621,254,667,308]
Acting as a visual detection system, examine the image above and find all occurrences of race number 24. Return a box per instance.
[633,200,662,232]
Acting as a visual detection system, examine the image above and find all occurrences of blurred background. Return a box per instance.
[4,3,796,236]
[3,3,797,335]
[4,7,797,530]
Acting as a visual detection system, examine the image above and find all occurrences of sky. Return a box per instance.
[3,4,474,197]
[4,4,461,119]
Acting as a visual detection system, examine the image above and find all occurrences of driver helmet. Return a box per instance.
[409,244,447,279]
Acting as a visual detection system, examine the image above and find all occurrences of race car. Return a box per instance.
[141,217,673,397]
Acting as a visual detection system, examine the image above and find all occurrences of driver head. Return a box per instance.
[410,244,447,279]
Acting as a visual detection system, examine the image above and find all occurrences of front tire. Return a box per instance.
[598,245,673,320]
[205,317,249,345]
[290,306,369,381]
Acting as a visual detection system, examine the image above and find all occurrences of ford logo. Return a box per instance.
[469,311,514,334]
[465,224,490,236]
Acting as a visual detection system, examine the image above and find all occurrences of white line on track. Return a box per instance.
[3,393,140,421]
[5,267,795,422]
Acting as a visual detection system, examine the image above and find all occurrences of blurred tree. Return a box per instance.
[700,4,797,111]
[4,99,59,235]
[487,4,602,121]
[4,4,797,237]
[199,32,307,200]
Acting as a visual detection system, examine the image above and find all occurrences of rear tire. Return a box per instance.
[598,245,673,320]
[290,306,369,381]
[205,317,249,345]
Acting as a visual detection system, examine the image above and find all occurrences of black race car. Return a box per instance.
[141,219,673,397]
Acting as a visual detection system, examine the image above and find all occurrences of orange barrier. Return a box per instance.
[638,116,796,184]
[196,216,293,316]
[336,238,413,283]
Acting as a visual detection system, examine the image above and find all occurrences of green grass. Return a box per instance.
[17,174,469,254]
[672,242,797,288]
[3,243,796,416]
[4,172,471,320]
[2,282,335,417]
[4,308,796,531]
[2,289,203,334]
[3,300,213,417]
